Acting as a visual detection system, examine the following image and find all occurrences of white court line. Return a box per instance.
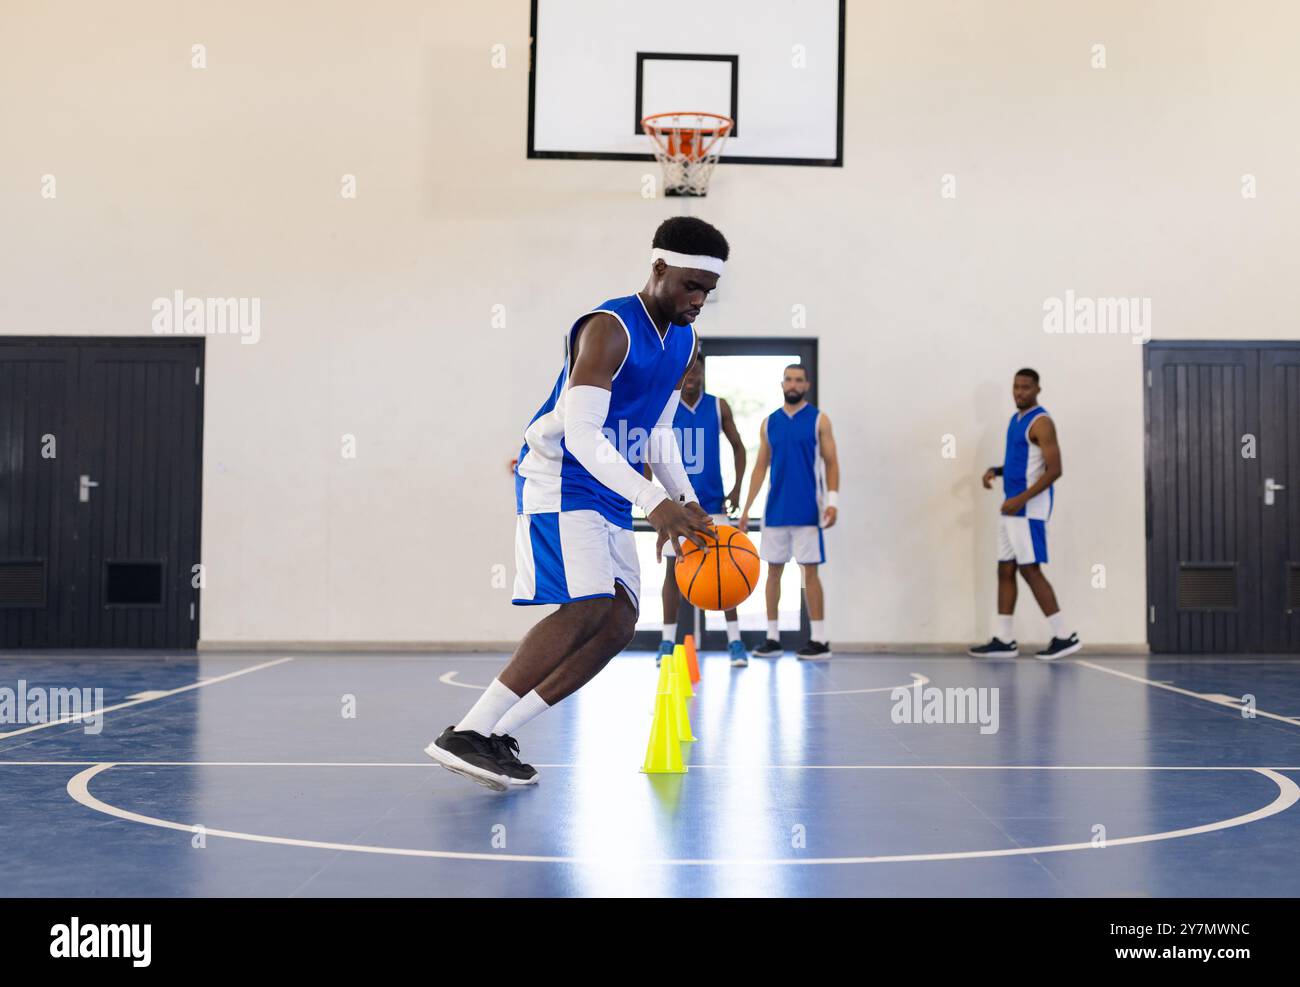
[440,670,932,697]
[1076,659,1300,727]
[63,762,1298,866]
[438,671,484,691]
[806,672,930,696]
[0,760,1298,769]
[0,657,295,739]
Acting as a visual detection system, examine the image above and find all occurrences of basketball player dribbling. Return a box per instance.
[656,352,750,668]
[426,217,727,791]
[739,365,840,660]
[968,368,1082,660]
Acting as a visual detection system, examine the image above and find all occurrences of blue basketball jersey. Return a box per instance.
[673,392,725,515]
[1002,406,1053,520]
[764,403,823,526]
[515,294,696,529]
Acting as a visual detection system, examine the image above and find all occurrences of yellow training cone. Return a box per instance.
[651,658,672,714]
[670,663,697,742]
[641,690,686,773]
[672,645,695,699]
[657,656,673,693]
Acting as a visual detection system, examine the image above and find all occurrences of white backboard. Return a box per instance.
[527,0,845,166]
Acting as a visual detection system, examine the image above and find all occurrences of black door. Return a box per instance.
[1145,342,1299,653]
[1260,347,1300,651]
[0,338,204,649]
[0,343,80,646]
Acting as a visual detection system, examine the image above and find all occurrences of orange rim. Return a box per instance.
[641,112,733,161]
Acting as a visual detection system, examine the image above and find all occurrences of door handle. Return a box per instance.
[78,474,99,503]
[1265,477,1285,506]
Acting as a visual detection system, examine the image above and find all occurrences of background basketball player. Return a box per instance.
[427,217,726,791]
[739,365,839,660]
[656,352,749,667]
[969,368,1082,660]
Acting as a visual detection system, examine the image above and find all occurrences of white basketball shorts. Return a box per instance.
[759,525,826,565]
[513,509,641,613]
[997,515,1049,565]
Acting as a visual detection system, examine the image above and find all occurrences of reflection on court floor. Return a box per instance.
[2,652,1299,897]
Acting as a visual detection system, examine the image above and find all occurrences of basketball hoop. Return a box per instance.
[641,111,733,197]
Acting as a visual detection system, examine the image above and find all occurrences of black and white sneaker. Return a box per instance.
[489,733,538,785]
[752,638,784,658]
[1036,633,1082,660]
[425,727,515,792]
[968,637,1019,658]
[796,640,832,661]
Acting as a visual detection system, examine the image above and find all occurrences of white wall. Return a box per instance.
[2,1,1297,648]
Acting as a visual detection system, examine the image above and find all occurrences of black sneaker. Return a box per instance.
[796,640,832,661]
[752,638,784,658]
[425,726,513,792]
[489,733,538,785]
[1036,633,1082,660]
[968,637,1018,658]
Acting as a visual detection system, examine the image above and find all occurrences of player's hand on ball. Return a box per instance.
[683,500,714,529]
[823,505,838,528]
[737,513,749,533]
[649,499,714,557]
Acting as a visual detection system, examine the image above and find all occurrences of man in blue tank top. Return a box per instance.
[656,352,750,666]
[969,368,1082,660]
[426,217,726,791]
[739,365,841,660]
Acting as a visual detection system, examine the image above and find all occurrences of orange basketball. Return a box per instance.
[674,525,761,611]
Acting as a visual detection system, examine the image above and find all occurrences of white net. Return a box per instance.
[641,112,733,197]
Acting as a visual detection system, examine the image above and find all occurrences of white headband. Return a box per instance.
[651,247,725,276]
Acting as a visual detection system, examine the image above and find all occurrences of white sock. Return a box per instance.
[455,678,520,736]
[492,689,550,737]
[767,620,779,641]
[1047,611,1071,639]
[996,614,1014,641]
[725,620,740,644]
[811,619,827,643]
[662,622,675,645]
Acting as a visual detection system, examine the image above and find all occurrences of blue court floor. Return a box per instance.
[1,650,1299,897]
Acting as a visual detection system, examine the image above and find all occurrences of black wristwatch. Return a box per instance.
[990,466,1004,477]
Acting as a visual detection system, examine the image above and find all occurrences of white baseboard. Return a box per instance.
[198,639,1150,655]
[198,640,519,653]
